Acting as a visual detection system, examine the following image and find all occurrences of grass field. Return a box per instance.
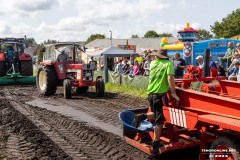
[105,83,148,99]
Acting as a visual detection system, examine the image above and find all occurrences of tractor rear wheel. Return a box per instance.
[36,66,58,96]
[209,135,240,160]
[76,87,89,94]
[64,79,71,99]
[96,78,105,97]
[21,60,33,76]
[0,62,5,77]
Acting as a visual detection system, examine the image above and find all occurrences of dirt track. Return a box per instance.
[0,85,199,160]
[0,85,150,160]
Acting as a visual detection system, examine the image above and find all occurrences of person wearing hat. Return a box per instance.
[195,55,204,69]
[57,50,69,62]
[134,48,180,155]
[89,56,97,70]
[228,60,239,81]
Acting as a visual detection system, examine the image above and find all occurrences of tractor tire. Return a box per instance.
[36,66,58,96]
[76,87,89,94]
[209,135,240,160]
[0,62,5,77]
[21,60,33,76]
[64,79,71,99]
[96,78,105,97]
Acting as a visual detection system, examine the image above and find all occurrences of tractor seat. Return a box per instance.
[118,110,153,132]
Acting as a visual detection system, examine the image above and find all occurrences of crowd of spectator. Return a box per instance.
[90,42,240,81]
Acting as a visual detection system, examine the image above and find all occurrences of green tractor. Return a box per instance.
[0,38,35,85]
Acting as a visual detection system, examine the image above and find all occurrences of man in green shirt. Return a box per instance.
[135,48,180,155]
[219,42,235,68]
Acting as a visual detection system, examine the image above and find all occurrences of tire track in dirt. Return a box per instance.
[2,86,149,160]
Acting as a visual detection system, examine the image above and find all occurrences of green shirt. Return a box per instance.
[147,58,174,94]
[226,48,235,57]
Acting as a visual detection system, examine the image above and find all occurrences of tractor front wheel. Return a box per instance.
[64,79,72,99]
[209,135,240,160]
[36,66,58,96]
[96,78,105,97]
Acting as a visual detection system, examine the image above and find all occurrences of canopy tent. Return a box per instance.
[87,46,139,82]
[87,46,139,58]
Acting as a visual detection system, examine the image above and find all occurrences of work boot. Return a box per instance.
[133,114,147,128]
[152,141,164,155]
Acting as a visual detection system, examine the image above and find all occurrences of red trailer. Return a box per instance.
[119,66,240,160]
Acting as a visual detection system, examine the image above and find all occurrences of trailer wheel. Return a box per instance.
[76,87,88,94]
[0,62,5,77]
[209,135,240,160]
[36,66,58,96]
[21,60,33,76]
[96,78,105,97]
[64,79,71,99]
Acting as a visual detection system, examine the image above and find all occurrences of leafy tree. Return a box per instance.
[210,8,240,38]
[131,34,139,38]
[25,37,37,48]
[158,33,173,37]
[37,45,44,63]
[144,30,159,38]
[43,39,58,44]
[197,29,213,40]
[84,34,105,45]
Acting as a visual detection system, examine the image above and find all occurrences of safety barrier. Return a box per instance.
[94,70,149,89]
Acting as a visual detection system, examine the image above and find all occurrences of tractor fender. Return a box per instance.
[0,52,5,61]
[18,53,32,61]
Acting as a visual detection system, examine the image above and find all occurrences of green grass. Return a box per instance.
[105,83,148,99]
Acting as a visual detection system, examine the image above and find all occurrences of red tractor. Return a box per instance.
[0,38,35,84]
[36,43,104,98]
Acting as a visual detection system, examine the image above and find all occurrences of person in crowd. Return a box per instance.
[128,65,134,77]
[144,55,151,76]
[113,61,119,73]
[195,55,204,69]
[236,43,240,54]
[147,48,152,56]
[139,58,146,75]
[219,42,235,68]
[227,52,240,71]
[228,60,239,81]
[128,54,135,66]
[117,59,124,73]
[151,50,157,61]
[122,59,130,74]
[215,61,226,77]
[143,50,148,58]
[173,52,186,78]
[134,48,180,156]
[89,56,97,69]
[107,57,114,71]
[132,60,140,76]
[57,50,69,62]
[209,55,217,69]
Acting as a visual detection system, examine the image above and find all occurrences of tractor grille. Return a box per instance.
[83,70,93,81]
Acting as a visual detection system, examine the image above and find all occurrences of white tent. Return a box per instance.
[87,46,139,82]
[87,46,138,58]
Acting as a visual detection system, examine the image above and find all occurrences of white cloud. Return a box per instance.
[0,0,58,18]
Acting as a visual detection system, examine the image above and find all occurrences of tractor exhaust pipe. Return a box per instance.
[73,44,76,64]
[204,48,210,77]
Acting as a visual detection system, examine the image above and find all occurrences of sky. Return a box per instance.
[0,0,239,43]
